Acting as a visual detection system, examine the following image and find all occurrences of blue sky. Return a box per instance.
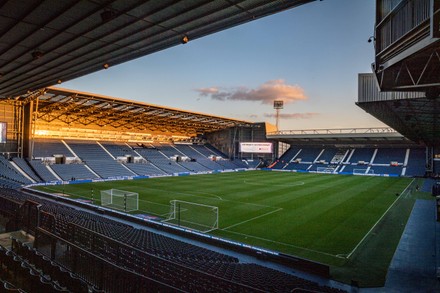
[61,0,385,130]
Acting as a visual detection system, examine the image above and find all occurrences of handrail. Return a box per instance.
[36,227,184,293]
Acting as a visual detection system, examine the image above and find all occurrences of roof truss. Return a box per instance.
[30,87,250,136]
[0,0,315,98]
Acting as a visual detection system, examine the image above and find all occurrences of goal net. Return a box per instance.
[164,200,219,233]
[316,167,335,173]
[100,189,139,212]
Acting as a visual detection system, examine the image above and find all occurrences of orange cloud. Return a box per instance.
[195,80,307,104]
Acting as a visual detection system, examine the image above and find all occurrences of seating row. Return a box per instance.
[0,189,346,293]
[273,147,426,176]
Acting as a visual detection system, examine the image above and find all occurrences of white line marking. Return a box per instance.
[223,208,283,230]
[346,178,415,259]
[243,180,305,187]
[138,199,169,208]
[137,186,224,201]
[220,229,342,258]
[138,186,275,208]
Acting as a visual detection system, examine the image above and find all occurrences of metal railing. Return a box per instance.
[267,127,398,136]
[376,0,431,54]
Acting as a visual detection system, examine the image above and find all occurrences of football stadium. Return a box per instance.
[0,1,439,292]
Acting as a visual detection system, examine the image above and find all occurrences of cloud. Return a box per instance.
[195,80,307,104]
[196,87,219,95]
[264,112,319,120]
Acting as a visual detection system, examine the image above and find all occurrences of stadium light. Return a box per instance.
[273,100,283,131]
[181,35,189,44]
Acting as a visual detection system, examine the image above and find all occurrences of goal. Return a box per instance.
[100,189,139,212]
[164,200,219,233]
[316,167,335,173]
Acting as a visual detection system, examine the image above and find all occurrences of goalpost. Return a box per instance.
[100,189,139,212]
[164,200,219,233]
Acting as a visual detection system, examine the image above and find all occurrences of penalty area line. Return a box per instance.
[222,208,283,230]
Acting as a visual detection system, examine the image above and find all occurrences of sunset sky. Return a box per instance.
[61,0,386,131]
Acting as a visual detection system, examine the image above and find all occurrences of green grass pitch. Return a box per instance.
[33,170,416,286]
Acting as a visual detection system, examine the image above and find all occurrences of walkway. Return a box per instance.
[362,199,440,293]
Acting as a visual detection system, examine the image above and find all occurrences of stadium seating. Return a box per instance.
[156,143,185,157]
[0,156,33,187]
[133,146,189,174]
[124,162,166,176]
[372,148,406,164]
[85,160,135,179]
[339,164,360,174]
[294,148,322,163]
[193,157,225,170]
[174,144,224,170]
[11,157,41,182]
[272,146,426,177]
[173,144,205,158]
[51,163,99,181]
[0,189,346,293]
[368,148,407,176]
[315,148,339,163]
[216,159,245,169]
[7,139,428,190]
[284,162,311,171]
[346,148,375,164]
[99,141,138,158]
[18,139,251,182]
[62,141,137,179]
[204,143,227,157]
[272,147,301,169]
[404,148,426,177]
[195,144,246,168]
[370,165,403,176]
[32,139,73,158]
[243,159,261,168]
[28,160,60,182]
[65,140,113,161]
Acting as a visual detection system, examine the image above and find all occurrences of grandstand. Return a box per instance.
[267,128,427,177]
[0,1,438,292]
[0,90,435,292]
